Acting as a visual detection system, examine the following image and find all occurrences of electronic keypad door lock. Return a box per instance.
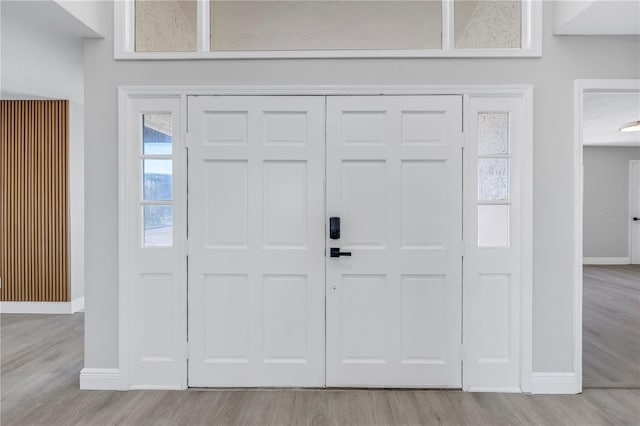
[330,217,341,239]
[330,247,352,258]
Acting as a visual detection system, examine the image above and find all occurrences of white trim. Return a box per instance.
[442,0,454,51]
[119,85,533,98]
[520,87,534,394]
[467,387,522,393]
[114,49,543,60]
[573,80,585,395]
[114,0,134,56]
[130,385,186,390]
[79,368,122,390]
[71,296,85,312]
[196,0,210,53]
[118,85,533,392]
[583,142,640,147]
[531,373,580,395]
[583,257,631,265]
[1,297,85,314]
[573,79,640,397]
[118,88,131,391]
[630,161,640,264]
[114,0,542,59]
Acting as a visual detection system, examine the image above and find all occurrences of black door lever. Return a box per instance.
[330,247,352,258]
[634,217,639,221]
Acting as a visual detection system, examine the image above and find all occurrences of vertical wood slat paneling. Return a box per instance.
[0,100,69,302]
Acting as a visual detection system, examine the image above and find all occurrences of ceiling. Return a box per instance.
[555,0,640,35]
[583,92,640,146]
[1,0,101,40]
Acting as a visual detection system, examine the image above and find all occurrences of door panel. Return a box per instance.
[187,96,325,387]
[325,96,463,387]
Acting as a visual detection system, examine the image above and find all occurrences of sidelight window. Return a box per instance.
[141,114,174,247]
[477,112,511,248]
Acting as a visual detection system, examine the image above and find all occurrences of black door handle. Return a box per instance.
[634,217,639,221]
[330,247,352,258]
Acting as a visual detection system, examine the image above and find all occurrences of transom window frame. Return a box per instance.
[114,0,542,59]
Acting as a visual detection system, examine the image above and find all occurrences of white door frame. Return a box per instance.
[117,84,533,392]
[573,79,640,394]
[630,160,640,264]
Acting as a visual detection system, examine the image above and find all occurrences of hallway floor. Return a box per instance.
[583,264,640,388]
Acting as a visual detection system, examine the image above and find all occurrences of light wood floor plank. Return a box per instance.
[2,265,640,426]
[583,265,640,388]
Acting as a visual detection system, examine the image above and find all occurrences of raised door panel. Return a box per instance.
[204,161,248,248]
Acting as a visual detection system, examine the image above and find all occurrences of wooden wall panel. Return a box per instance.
[0,100,69,302]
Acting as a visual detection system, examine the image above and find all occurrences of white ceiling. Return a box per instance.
[1,0,101,40]
[555,0,640,35]
[583,92,640,146]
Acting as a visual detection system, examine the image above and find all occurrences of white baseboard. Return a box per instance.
[129,385,185,390]
[1,297,85,314]
[71,296,85,312]
[531,372,580,394]
[80,368,122,390]
[583,257,630,265]
[466,387,522,393]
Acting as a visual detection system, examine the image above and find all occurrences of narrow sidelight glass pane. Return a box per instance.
[478,204,509,247]
[143,159,173,201]
[454,0,521,49]
[143,114,172,155]
[478,158,509,201]
[210,1,442,51]
[478,113,509,155]
[136,0,197,52]
[144,205,173,246]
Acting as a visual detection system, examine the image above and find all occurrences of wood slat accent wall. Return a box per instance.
[0,100,70,302]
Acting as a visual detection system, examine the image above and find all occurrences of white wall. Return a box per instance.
[584,146,640,259]
[1,1,85,302]
[83,2,640,374]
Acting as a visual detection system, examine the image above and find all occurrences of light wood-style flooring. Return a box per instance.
[2,266,640,425]
[583,265,640,388]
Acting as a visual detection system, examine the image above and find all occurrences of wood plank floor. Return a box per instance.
[583,265,640,388]
[2,313,640,425]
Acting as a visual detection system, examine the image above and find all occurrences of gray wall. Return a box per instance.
[83,2,640,373]
[584,146,640,259]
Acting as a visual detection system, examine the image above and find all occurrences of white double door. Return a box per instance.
[187,95,463,387]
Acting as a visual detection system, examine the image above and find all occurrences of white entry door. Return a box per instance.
[631,161,640,264]
[325,96,463,387]
[187,96,325,387]
[187,94,463,388]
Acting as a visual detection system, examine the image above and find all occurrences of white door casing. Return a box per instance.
[187,96,326,387]
[325,96,464,387]
[631,161,640,264]
[117,86,533,393]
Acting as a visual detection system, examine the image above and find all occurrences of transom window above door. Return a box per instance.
[115,0,542,59]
